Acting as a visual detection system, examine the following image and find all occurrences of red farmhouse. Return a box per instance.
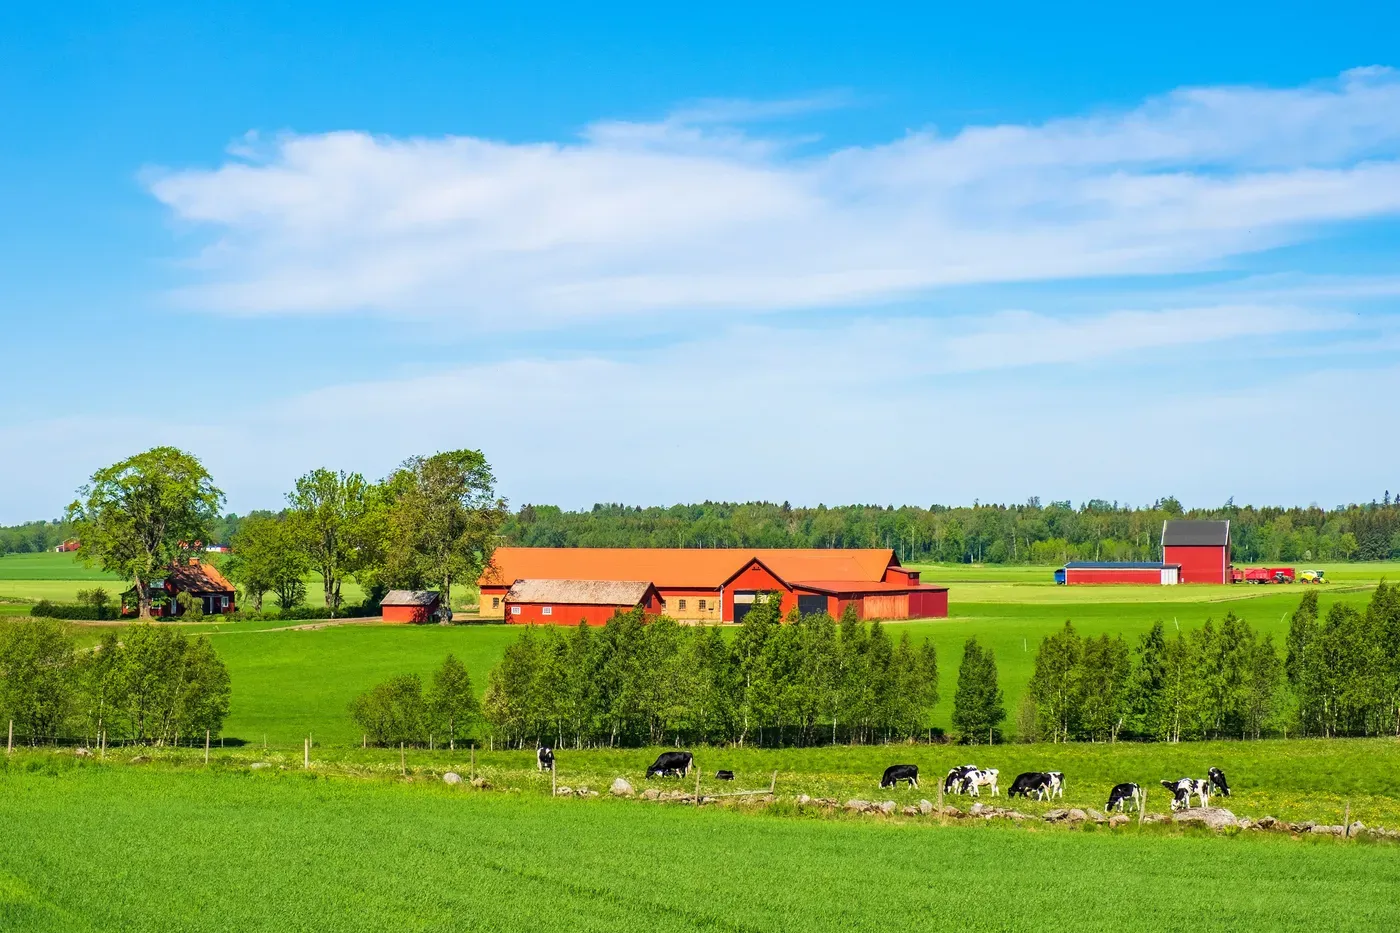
[1161,520,1231,584]
[479,548,948,624]
[504,579,664,626]
[122,559,236,617]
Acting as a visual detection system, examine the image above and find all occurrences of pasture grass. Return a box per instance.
[3,754,1400,932]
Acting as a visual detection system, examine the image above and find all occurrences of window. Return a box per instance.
[220,595,229,610]
[542,606,552,616]
[698,599,707,611]
[510,605,522,615]
[678,599,687,611]
[492,597,500,609]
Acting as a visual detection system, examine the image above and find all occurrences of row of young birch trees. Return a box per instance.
[1024,585,1400,742]
[482,599,944,749]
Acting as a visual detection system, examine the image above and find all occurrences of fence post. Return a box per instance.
[551,766,557,798]
[937,779,945,825]
[470,745,476,781]
[1139,790,1147,827]
[204,729,210,765]
[6,719,11,754]
[769,770,777,794]
[1344,801,1351,839]
[100,730,105,760]
[694,766,701,805]
[400,742,406,777]
[304,736,310,769]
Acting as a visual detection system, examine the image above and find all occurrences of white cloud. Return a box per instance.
[2,302,1387,522]
[147,68,1400,326]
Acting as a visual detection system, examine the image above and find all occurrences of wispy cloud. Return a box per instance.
[147,68,1400,326]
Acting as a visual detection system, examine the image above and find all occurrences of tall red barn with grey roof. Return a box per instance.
[1161,520,1231,584]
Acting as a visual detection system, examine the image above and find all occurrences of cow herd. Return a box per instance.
[537,747,1234,814]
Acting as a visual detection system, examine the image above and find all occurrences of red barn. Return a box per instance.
[1063,562,1181,585]
[381,590,444,623]
[479,548,948,623]
[1161,520,1231,584]
[503,579,664,625]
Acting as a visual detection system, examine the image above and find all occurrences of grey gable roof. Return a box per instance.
[381,590,441,607]
[505,578,654,606]
[1161,520,1231,547]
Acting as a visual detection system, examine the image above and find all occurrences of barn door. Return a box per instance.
[732,590,756,623]
[797,594,827,615]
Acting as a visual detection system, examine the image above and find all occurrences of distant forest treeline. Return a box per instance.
[6,496,1400,564]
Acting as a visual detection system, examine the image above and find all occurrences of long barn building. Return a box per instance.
[478,548,948,625]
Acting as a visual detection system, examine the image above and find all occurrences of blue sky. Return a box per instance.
[3,2,1400,522]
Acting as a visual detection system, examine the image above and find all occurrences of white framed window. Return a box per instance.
[698,599,707,611]
[220,595,229,610]
[510,605,522,615]
[542,606,552,616]
[492,597,500,609]
[678,599,687,610]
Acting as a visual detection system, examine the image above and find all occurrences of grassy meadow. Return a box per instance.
[4,754,1400,933]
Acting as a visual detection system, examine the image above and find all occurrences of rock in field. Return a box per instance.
[641,788,661,800]
[1172,807,1238,830]
[128,755,150,764]
[919,799,934,815]
[470,777,491,790]
[250,762,272,770]
[610,778,635,797]
[796,794,813,806]
[1067,809,1088,823]
[902,806,920,817]
[1043,809,1069,822]
[844,799,872,812]
[74,747,92,757]
[878,800,897,815]
[555,786,573,796]
[1109,814,1130,828]
[442,771,463,785]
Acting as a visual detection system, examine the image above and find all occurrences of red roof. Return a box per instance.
[480,548,899,589]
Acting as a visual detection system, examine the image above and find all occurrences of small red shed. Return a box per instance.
[504,578,663,626]
[381,590,444,624]
[1161,520,1231,584]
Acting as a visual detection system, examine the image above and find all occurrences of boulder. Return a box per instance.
[250,762,272,770]
[1348,821,1366,837]
[1172,807,1238,831]
[1109,814,1130,828]
[470,777,492,790]
[919,799,934,815]
[878,800,897,815]
[74,747,92,757]
[902,806,920,817]
[796,794,813,806]
[641,788,661,800]
[610,778,635,797]
[577,785,592,795]
[1256,816,1278,830]
[556,786,573,796]
[844,799,872,812]
[942,807,965,818]
[1044,809,1069,822]
[1067,809,1088,823]
[1086,809,1107,824]
[1309,824,1343,836]
[969,802,986,816]
[442,772,463,785]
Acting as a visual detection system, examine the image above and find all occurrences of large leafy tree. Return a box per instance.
[287,469,375,615]
[427,653,480,750]
[951,637,1005,744]
[380,450,507,613]
[225,512,308,611]
[0,618,76,742]
[66,448,224,618]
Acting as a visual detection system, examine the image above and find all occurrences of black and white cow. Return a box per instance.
[1106,783,1142,812]
[944,765,979,795]
[881,764,920,789]
[1008,772,1052,799]
[965,768,999,797]
[715,770,735,781]
[1045,771,1065,800]
[645,751,694,779]
[536,747,555,772]
[1208,767,1231,798]
[1161,778,1210,810]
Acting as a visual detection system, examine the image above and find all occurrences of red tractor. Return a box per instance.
[1241,567,1295,584]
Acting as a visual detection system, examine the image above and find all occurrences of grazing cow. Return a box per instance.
[645,751,694,779]
[965,768,1000,797]
[1008,772,1051,799]
[715,770,735,781]
[536,747,555,772]
[1208,767,1231,798]
[1106,783,1142,812]
[944,765,979,795]
[1161,778,1210,810]
[881,764,920,789]
[1045,771,1065,800]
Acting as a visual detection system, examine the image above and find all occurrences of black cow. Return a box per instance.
[536,747,555,772]
[1208,767,1231,797]
[881,764,919,789]
[1106,783,1142,812]
[944,764,978,794]
[1008,771,1051,799]
[646,751,694,779]
[715,770,735,781]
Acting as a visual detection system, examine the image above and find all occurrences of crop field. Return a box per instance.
[4,753,1400,933]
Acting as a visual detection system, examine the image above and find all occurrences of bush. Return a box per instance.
[30,601,111,621]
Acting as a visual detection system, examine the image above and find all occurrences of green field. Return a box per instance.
[4,756,1400,932]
